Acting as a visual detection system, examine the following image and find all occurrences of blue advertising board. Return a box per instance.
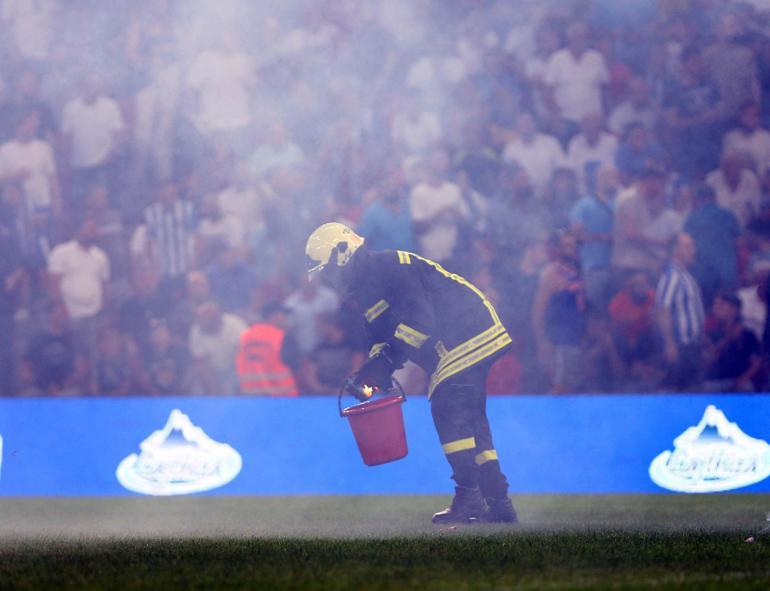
[0,394,769,496]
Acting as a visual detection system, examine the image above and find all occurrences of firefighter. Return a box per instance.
[306,222,517,524]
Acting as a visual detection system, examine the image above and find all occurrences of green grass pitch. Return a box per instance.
[2,495,770,590]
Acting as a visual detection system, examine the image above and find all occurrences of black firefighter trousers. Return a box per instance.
[430,361,509,499]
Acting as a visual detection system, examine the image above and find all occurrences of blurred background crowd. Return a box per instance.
[3,0,770,397]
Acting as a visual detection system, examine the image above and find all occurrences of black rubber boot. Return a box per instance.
[432,485,488,524]
[484,496,518,524]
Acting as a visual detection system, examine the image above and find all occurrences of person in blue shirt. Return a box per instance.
[569,164,618,310]
[356,169,416,251]
[684,184,740,306]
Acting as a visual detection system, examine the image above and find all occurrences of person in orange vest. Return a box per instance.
[237,303,299,396]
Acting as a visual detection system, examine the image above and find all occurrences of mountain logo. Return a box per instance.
[649,405,770,493]
[116,409,242,495]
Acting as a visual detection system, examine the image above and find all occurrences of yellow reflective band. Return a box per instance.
[369,342,387,358]
[435,323,506,374]
[364,299,389,323]
[429,332,512,397]
[394,323,429,349]
[397,250,411,265]
[434,340,448,359]
[475,450,498,465]
[408,253,500,325]
[442,437,476,455]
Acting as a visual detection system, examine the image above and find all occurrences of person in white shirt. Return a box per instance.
[409,148,470,264]
[283,279,339,356]
[390,91,443,157]
[722,101,770,178]
[608,77,658,136]
[706,151,763,229]
[1,0,57,62]
[189,300,248,395]
[186,34,255,154]
[566,113,618,187]
[133,40,182,183]
[544,21,609,124]
[522,24,563,120]
[47,217,110,322]
[195,194,245,268]
[60,76,124,198]
[0,109,60,215]
[502,111,565,196]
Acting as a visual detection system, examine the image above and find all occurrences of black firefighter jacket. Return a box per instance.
[342,246,512,397]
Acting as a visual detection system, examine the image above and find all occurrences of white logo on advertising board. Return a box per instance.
[649,405,770,493]
[116,409,241,496]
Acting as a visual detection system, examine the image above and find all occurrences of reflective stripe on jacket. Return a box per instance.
[237,323,298,396]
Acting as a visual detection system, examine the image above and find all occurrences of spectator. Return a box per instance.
[409,148,470,265]
[662,45,722,180]
[20,301,87,396]
[0,109,61,219]
[565,113,618,188]
[1,0,58,62]
[47,217,109,325]
[0,192,24,394]
[207,249,259,317]
[656,232,706,391]
[581,308,624,392]
[615,122,664,186]
[723,101,770,178]
[532,230,586,393]
[357,167,416,252]
[703,290,761,392]
[705,150,762,229]
[703,12,759,122]
[390,91,443,157]
[189,300,248,395]
[609,271,659,389]
[236,303,299,396]
[248,121,305,179]
[613,166,683,280]
[47,217,110,392]
[608,77,657,136]
[684,184,741,305]
[544,21,609,125]
[283,277,339,357]
[93,325,143,396]
[8,69,56,141]
[303,311,363,395]
[522,23,562,121]
[142,181,196,294]
[502,111,565,196]
[186,33,256,156]
[542,167,581,231]
[216,162,273,248]
[60,75,125,202]
[143,319,190,396]
[133,39,183,183]
[570,164,619,309]
[487,163,549,263]
[195,193,245,270]
[84,185,127,278]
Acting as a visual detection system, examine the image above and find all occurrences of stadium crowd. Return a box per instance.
[2,0,770,396]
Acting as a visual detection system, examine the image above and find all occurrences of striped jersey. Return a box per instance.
[343,247,511,397]
[144,200,196,278]
[655,263,705,345]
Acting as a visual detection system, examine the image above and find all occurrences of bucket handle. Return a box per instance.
[338,377,406,417]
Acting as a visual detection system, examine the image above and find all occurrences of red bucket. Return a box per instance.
[341,394,408,466]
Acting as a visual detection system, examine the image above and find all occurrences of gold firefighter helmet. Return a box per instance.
[305,222,365,277]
